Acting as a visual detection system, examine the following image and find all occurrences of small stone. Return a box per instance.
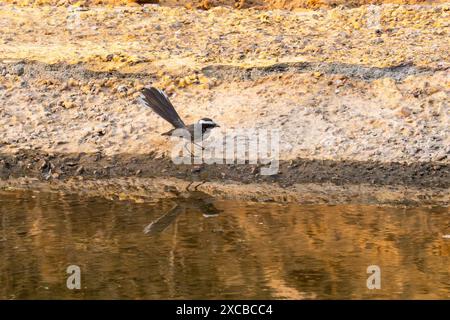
[170,21,183,29]
[371,38,384,45]
[60,100,78,109]
[75,166,84,175]
[397,107,412,118]
[117,85,128,93]
[12,64,24,76]
[313,71,322,78]
[67,78,78,87]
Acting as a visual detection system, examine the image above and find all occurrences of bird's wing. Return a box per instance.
[138,87,186,129]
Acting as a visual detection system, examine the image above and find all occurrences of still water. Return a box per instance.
[0,189,449,299]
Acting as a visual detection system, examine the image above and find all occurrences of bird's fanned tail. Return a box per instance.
[138,87,186,129]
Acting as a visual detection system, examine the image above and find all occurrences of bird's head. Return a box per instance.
[197,118,220,129]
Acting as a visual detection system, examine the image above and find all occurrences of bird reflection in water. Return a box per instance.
[143,190,221,236]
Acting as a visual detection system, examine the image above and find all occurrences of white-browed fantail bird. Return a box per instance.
[138,87,220,144]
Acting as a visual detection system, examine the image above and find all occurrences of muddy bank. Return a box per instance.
[1,149,449,187]
[2,175,450,206]
[1,147,449,205]
[1,148,448,205]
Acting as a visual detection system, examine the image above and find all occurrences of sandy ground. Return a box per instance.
[0,3,449,201]
[3,0,448,10]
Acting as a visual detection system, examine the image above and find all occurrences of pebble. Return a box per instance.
[75,166,84,175]
[60,100,78,109]
[397,107,412,118]
[12,64,24,76]
[117,85,128,93]
[371,38,384,45]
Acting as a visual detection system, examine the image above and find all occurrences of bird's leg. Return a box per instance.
[183,142,194,158]
[186,181,194,191]
[194,181,206,191]
[186,181,206,192]
[191,142,204,164]
[193,141,205,151]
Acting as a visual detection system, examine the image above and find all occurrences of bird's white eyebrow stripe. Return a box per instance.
[198,120,215,124]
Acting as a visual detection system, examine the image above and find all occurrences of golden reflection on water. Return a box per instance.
[0,190,449,299]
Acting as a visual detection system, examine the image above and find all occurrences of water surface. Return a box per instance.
[0,190,449,299]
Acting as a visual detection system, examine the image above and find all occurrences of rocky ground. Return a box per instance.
[0,3,449,202]
[3,0,448,10]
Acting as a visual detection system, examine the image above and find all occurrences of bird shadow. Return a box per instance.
[143,190,221,236]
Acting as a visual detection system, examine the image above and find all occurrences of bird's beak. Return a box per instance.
[215,124,221,127]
